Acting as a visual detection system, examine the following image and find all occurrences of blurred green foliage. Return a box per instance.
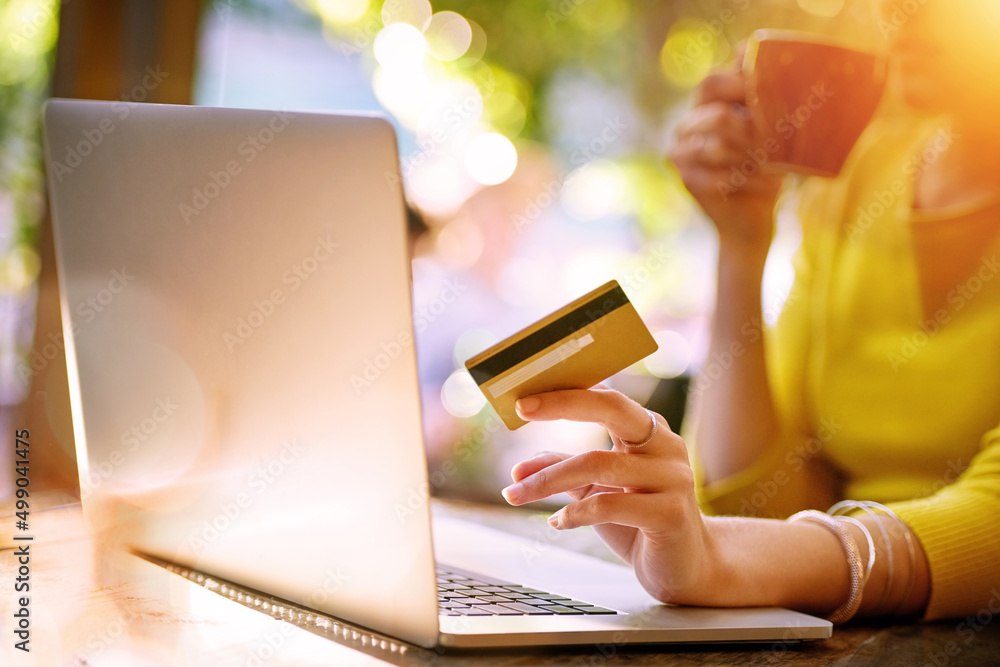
[0,0,58,299]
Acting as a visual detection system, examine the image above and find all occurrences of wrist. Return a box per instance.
[699,517,786,608]
[717,232,772,267]
[695,516,749,607]
[715,239,768,305]
[697,516,853,613]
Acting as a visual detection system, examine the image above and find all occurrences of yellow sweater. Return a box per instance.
[695,116,1000,620]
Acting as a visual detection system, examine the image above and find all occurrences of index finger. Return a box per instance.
[514,386,673,447]
[696,70,747,106]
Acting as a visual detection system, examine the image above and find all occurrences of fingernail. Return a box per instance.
[502,483,523,504]
[515,396,540,418]
[548,508,566,530]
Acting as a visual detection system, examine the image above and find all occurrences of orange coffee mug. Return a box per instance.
[744,29,887,177]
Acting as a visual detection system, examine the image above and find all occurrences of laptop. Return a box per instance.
[42,99,831,649]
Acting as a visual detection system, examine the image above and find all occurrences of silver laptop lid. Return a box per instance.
[43,99,439,647]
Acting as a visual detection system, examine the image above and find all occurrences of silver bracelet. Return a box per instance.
[830,500,894,614]
[788,510,876,624]
[861,501,917,614]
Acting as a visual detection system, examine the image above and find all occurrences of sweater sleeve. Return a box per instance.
[888,423,1000,621]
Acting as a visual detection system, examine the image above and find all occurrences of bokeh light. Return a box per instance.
[0,0,59,85]
[497,257,551,308]
[408,154,476,217]
[465,61,498,102]
[464,132,518,186]
[416,75,483,138]
[570,0,629,35]
[561,160,631,222]
[372,65,430,127]
[484,91,527,138]
[374,22,427,72]
[382,0,432,29]
[623,159,695,236]
[0,245,41,294]
[453,329,499,367]
[424,11,473,61]
[458,18,488,65]
[564,251,623,297]
[0,0,59,57]
[483,67,530,138]
[316,0,369,24]
[441,370,487,418]
[659,18,725,88]
[644,330,692,379]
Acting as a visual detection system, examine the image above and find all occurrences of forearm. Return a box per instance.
[691,236,778,484]
[702,514,930,619]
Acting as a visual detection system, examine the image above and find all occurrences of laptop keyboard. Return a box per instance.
[437,565,618,617]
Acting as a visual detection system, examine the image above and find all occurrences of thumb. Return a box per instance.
[732,39,748,70]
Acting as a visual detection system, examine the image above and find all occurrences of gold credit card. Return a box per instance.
[464,280,658,430]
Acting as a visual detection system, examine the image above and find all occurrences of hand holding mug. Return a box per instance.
[670,55,785,254]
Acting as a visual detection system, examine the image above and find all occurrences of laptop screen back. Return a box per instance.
[43,99,440,647]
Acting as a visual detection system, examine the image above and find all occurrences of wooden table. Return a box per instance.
[2,500,998,666]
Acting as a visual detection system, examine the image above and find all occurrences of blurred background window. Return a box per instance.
[2,0,881,505]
